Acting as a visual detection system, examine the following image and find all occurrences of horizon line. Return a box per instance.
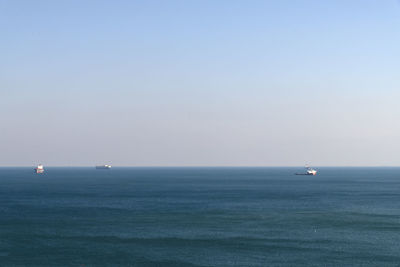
[1,165,400,168]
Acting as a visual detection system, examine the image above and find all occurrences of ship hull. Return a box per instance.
[295,166,317,176]
[96,166,111,169]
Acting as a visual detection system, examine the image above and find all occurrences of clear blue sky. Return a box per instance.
[1,0,400,166]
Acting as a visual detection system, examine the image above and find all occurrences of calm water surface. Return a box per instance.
[1,167,400,266]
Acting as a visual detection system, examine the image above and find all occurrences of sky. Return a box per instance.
[1,0,400,166]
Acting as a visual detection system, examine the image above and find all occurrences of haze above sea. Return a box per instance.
[1,167,400,266]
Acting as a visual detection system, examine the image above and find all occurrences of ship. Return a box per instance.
[95,165,111,169]
[34,164,44,174]
[295,165,317,176]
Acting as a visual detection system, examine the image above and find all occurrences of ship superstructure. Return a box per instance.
[305,166,317,175]
[35,164,44,174]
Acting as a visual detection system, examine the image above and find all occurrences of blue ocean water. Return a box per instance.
[1,167,400,266]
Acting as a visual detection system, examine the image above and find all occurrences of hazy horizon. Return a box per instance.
[4,165,400,168]
[2,0,400,166]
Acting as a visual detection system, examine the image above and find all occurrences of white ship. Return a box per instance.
[35,164,44,174]
[96,165,111,170]
[296,165,317,176]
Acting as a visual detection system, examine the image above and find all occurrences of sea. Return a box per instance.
[1,167,400,266]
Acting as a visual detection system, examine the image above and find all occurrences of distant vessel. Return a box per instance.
[35,164,44,174]
[96,165,111,169]
[296,165,317,176]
